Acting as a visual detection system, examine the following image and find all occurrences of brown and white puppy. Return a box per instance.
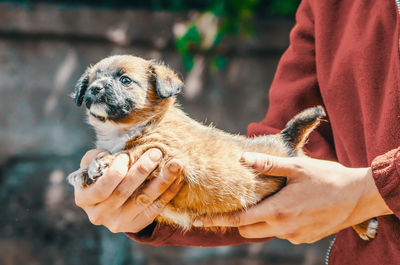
[68,54,376,239]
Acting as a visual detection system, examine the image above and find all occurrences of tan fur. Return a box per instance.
[123,104,290,228]
[69,55,323,231]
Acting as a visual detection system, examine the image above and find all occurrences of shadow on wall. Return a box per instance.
[0,3,332,265]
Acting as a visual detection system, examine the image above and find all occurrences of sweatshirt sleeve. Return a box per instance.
[247,0,336,161]
[125,222,269,246]
[125,0,334,247]
[371,147,400,218]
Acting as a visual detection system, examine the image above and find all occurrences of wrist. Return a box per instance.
[357,167,392,219]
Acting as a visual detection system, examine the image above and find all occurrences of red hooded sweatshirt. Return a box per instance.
[127,0,400,264]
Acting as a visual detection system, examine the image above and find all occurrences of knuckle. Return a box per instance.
[158,176,174,190]
[136,193,152,208]
[149,199,167,213]
[106,166,125,181]
[288,238,302,245]
[271,209,289,221]
[291,160,305,173]
[88,213,103,226]
[169,179,183,194]
[92,186,109,202]
[254,156,265,169]
[262,157,275,174]
[136,161,153,176]
[160,188,178,202]
[108,222,122,233]
[284,231,298,240]
[113,186,132,200]
[142,199,168,218]
[74,196,85,208]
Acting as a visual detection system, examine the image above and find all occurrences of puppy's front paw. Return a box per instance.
[353,218,378,240]
[86,152,114,185]
[67,168,89,188]
[67,152,115,188]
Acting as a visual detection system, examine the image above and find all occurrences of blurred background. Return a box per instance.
[0,0,333,264]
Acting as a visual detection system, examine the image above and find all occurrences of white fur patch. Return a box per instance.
[160,205,192,230]
[88,115,154,154]
[89,103,108,119]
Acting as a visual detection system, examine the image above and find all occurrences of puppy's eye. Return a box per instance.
[119,75,132,86]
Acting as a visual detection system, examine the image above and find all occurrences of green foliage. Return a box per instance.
[211,0,259,40]
[270,0,301,16]
[211,56,227,72]
[175,0,300,72]
[175,25,202,71]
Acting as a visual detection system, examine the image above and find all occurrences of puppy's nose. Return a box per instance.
[89,85,103,95]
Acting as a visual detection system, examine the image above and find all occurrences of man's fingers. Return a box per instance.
[95,149,164,210]
[135,160,182,207]
[238,222,271,238]
[129,177,184,232]
[80,149,108,168]
[241,152,303,178]
[75,153,129,205]
[127,149,163,189]
[194,184,296,229]
[121,159,183,220]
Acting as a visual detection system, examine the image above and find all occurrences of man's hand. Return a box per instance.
[73,149,184,233]
[194,152,392,244]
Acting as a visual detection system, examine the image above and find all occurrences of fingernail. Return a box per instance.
[193,220,203,227]
[149,149,162,162]
[168,162,181,173]
[116,153,129,162]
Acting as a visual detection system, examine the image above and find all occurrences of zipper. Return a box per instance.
[324,235,336,265]
[396,0,400,15]
[396,0,400,51]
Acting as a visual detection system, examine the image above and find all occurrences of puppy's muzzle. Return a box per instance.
[89,85,103,95]
[84,84,107,108]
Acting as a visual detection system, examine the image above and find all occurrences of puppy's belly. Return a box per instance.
[156,172,285,230]
[158,205,192,229]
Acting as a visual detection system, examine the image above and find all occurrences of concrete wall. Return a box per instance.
[0,3,333,265]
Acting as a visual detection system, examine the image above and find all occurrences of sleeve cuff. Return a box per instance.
[124,222,177,246]
[371,147,400,218]
[125,222,272,247]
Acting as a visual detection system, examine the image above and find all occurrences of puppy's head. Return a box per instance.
[72,55,183,124]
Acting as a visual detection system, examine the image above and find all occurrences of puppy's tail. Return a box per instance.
[281,106,326,150]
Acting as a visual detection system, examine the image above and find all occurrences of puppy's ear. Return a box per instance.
[71,67,91,106]
[151,63,183,98]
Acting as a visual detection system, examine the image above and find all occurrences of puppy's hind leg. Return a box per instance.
[353,218,378,240]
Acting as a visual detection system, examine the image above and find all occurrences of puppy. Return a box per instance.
[68,55,376,240]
